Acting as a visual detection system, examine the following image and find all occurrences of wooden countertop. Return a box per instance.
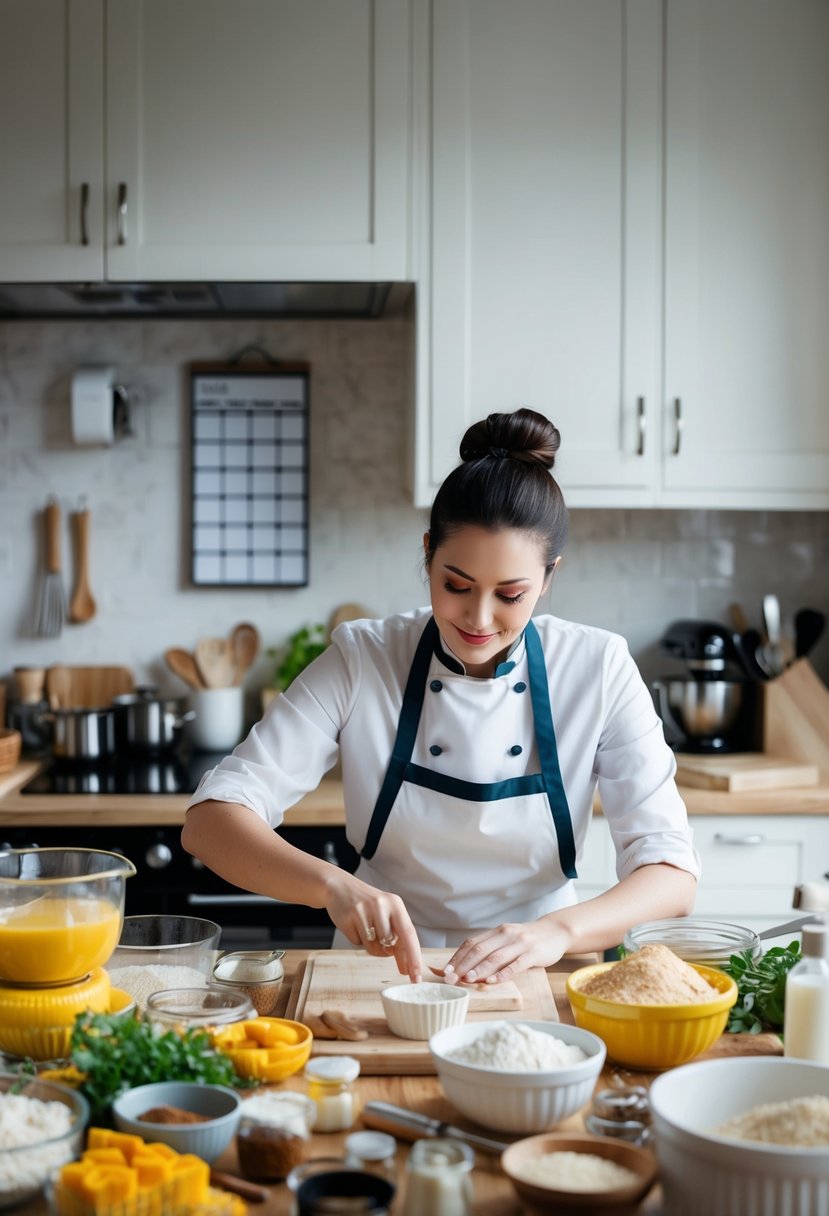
[1,761,827,827]
[24,950,667,1216]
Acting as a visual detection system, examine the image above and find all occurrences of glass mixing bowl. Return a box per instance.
[0,848,136,986]
[622,917,762,969]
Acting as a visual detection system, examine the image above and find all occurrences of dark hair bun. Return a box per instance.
[459,408,561,470]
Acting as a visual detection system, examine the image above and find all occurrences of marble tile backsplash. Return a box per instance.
[1,318,827,695]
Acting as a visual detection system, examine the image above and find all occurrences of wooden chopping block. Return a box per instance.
[675,752,819,792]
[48,665,135,709]
[699,1031,783,1060]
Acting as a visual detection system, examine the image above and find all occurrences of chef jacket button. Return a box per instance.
[430,744,443,756]
[430,679,443,692]
[510,744,523,756]
[514,681,527,693]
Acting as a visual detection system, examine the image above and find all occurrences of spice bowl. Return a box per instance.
[380,981,469,1040]
[501,1131,657,1215]
[429,1020,606,1135]
[111,1080,243,1163]
[565,961,737,1070]
[212,949,284,1015]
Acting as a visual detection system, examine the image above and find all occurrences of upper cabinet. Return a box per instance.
[0,0,104,280]
[0,0,412,283]
[412,0,663,509]
[412,0,829,510]
[662,0,829,508]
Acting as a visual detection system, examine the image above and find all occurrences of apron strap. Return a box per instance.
[361,617,438,860]
[525,619,578,878]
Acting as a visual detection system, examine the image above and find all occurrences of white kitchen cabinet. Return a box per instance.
[575,813,829,940]
[661,0,829,509]
[412,0,829,510]
[0,0,412,283]
[0,0,104,280]
[412,0,663,509]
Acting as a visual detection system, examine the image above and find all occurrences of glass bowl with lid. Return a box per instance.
[622,918,762,969]
[145,984,255,1034]
[0,848,135,986]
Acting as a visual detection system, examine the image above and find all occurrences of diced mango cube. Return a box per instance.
[84,1148,128,1166]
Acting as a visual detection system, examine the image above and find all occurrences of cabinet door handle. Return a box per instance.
[636,396,646,456]
[673,397,683,456]
[714,832,766,846]
[117,182,128,245]
[80,182,90,246]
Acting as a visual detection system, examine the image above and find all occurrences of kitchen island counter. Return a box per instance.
[1,762,827,827]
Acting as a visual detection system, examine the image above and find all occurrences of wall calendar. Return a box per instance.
[189,362,310,587]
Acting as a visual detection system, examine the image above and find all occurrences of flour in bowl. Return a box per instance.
[446,1022,588,1071]
[387,983,461,1004]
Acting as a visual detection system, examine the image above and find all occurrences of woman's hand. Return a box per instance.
[442,918,573,986]
[324,871,423,983]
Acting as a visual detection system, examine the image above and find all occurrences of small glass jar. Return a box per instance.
[622,917,761,968]
[144,984,254,1034]
[304,1056,361,1132]
[400,1138,473,1216]
[344,1131,398,1185]
[236,1091,316,1181]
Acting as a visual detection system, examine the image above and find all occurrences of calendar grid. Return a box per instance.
[190,366,310,587]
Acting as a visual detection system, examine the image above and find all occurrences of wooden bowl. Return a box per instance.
[0,729,22,774]
[501,1131,658,1215]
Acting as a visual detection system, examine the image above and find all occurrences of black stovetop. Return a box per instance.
[20,748,229,796]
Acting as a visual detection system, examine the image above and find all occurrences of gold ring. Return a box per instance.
[365,926,377,942]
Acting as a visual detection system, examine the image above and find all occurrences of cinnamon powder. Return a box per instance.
[580,944,716,1004]
[137,1104,212,1124]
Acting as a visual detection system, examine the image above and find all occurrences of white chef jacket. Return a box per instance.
[188,608,700,926]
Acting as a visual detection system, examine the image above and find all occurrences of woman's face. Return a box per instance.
[426,525,555,677]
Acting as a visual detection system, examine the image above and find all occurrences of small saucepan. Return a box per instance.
[112,688,195,753]
[39,706,116,760]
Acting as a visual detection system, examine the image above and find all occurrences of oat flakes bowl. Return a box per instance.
[566,961,737,1070]
[429,1020,605,1135]
[649,1057,829,1216]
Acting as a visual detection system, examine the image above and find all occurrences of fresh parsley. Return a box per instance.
[69,1011,255,1123]
[722,941,802,1035]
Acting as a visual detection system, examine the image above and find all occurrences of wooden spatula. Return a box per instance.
[164,647,206,690]
[230,622,261,685]
[195,637,236,688]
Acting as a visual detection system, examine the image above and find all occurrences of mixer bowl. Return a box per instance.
[653,678,744,742]
[0,848,136,986]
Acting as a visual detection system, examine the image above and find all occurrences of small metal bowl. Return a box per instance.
[212,950,285,1016]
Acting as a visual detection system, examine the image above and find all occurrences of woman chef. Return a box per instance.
[182,408,699,985]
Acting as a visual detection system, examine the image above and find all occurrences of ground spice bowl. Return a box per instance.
[565,961,738,1070]
[212,950,284,1015]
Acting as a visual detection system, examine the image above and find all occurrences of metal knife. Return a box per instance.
[362,1100,511,1155]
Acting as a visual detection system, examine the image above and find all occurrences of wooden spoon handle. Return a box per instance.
[44,500,62,574]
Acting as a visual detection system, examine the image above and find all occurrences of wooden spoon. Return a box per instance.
[195,637,236,688]
[230,622,260,686]
[46,664,71,710]
[164,647,206,690]
[68,507,97,624]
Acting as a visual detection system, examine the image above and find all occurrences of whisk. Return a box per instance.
[35,497,67,637]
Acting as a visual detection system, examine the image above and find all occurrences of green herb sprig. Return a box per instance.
[723,941,802,1035]
[69,1011,255,1123]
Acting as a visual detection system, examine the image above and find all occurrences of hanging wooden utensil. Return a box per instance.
[164,647,206,691]
[35,498,67,638]
[230,622,261,685]
[195,637,236,688]
[68,505,97,623]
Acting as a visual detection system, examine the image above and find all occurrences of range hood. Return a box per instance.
[0,281,414,320]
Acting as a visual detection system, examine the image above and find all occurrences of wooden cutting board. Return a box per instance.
[284,949,559,1075]
[675,752,819,792]
[47,665,134,709]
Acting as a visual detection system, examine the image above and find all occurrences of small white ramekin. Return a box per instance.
[380,981,470,1040]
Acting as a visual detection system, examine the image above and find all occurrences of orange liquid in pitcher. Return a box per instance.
[0,897,121,984]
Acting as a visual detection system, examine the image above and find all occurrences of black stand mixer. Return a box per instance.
[652,620,761,754]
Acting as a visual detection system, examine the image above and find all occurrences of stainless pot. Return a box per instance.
[41,707,116,760]
[112,690,195,752]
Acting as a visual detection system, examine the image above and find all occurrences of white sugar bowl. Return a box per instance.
[380,981,470,1040]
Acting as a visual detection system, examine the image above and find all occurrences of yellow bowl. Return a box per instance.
[0,978,134,1060]
[210,1016,313,1081]
[565,961,737,1071]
